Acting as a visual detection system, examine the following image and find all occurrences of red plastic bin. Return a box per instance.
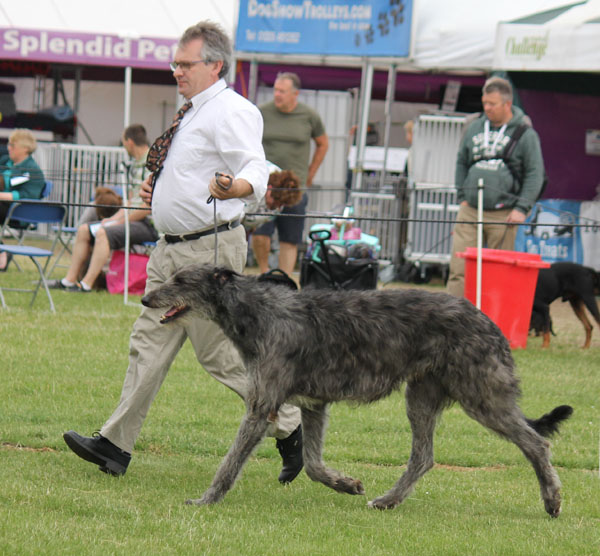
[458,248,550,349]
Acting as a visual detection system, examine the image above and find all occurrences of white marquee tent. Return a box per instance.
[0,0,580,145]
[493,0,600,71]
[0,0,574,71]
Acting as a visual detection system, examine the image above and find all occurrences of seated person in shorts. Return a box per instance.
[48,192,157,293]
[49,124,158,292]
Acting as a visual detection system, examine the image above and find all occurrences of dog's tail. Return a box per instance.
[527,405,573,437]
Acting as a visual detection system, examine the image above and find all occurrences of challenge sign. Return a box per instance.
[236,0,412,57]
[0,28,178,70]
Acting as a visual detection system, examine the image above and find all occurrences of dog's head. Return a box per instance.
[141,264,239,324]
[529,310,545,336]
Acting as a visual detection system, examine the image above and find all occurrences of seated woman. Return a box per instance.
[0,128,46,271]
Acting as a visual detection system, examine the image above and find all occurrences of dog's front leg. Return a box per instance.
[186,412,269,506]
[302,405,365,496]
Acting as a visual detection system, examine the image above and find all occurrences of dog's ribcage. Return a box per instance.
[216,285,516,405]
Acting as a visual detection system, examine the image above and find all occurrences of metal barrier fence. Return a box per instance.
[34,143,127,228]
[255,86,350,217]
[350,188,404,262]
[28,113,466,267]
[404,114,466,265]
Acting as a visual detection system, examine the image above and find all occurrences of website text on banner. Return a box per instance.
[236,0,413,57]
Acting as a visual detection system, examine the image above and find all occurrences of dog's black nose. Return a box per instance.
[141,295,151,307]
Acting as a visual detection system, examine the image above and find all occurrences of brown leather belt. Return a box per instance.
[164,220,240,243]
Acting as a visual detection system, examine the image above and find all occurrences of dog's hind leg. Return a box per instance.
[464,402,562,517]
[569,298,594,349]
[369,378,446,510]
[301,404,365,495]
[186,412,270,506]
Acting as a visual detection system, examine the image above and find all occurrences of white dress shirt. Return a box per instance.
[152,79,268,235]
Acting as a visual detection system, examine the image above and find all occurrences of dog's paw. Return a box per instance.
[334,477,365,495]
[544,497,562,518]
[367,496,400,510]
[185,489,222,506]
[185,498,208,506]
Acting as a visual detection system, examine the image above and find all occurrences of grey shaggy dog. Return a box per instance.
[141,264,573,517]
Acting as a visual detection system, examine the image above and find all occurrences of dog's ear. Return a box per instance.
[212,267,237,287]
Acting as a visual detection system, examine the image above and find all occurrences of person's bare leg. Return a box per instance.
[65,224,93,283]
[278,242,298,276]
[252,234,272,274]
[80,227,111,288]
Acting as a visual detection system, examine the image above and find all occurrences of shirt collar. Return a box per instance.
[188,78,227,109]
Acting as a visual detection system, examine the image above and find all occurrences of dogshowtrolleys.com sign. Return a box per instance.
[0,28,177,70]
[236,0,413,58]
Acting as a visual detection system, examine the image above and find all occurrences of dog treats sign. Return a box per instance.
[514,199,584,265]
[236,0,413,58]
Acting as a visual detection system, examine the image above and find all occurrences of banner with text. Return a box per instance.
[0,28,177,70]
[514,199,583,264]
[236,0,412,57]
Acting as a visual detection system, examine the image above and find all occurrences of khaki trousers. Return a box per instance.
[446,203,518,298]
[101,224,301,453]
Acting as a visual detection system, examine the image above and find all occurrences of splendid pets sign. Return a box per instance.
[0,28,178,70]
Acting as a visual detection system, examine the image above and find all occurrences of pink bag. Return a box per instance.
[106,250,149,296]
[329,226,362,241]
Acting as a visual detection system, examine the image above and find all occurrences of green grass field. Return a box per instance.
[0,257,599,555]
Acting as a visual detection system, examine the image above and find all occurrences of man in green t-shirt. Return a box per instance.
[252,72,329,276]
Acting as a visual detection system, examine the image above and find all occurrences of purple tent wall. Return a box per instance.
[234,61,486,104]
[235,62,600,201]
[519,89,600,201]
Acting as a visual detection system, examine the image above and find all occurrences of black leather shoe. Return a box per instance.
[276,425,303,484]
[63,430,131,476]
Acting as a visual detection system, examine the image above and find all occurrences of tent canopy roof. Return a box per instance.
[0,0,577,72]
[0,0,238,40]
[493,0,600,71]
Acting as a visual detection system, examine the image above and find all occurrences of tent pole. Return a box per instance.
[353,59,374,192]
[124,66,132,128]
[379,63,397,189]
[74,67,81,144]
[248,59,258,104]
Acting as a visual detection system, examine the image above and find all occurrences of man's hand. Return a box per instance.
[208,173,253,200]
[140,174,153,205]
[506,209,527,224]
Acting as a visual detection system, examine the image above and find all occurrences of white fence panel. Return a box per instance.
[34,143,127,227]
[350,191,403,262]
[255,86,350,216]
[405,114,466,264]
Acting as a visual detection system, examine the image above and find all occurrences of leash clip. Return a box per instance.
[207,172,233,204]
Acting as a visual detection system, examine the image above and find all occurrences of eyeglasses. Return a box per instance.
[169,60,209,72]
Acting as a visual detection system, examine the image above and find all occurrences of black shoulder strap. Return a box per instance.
[502,123,529,160]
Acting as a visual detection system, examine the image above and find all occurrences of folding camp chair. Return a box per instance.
[0,201,67,312]
[3,180,54,246]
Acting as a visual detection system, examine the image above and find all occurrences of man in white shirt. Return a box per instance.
[63,21,303,485]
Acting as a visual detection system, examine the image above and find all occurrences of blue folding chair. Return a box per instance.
[0,201,67,312]
[4,181,54,243]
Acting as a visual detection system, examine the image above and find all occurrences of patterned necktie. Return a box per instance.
[146,101,193,193]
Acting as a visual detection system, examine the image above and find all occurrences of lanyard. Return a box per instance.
[483,120,507,155]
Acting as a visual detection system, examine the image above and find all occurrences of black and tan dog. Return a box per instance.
[530,262,600,348]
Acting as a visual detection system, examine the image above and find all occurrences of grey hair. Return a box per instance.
[483,76,513,103]
[179,21,232,79]
[276,72,301,91]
